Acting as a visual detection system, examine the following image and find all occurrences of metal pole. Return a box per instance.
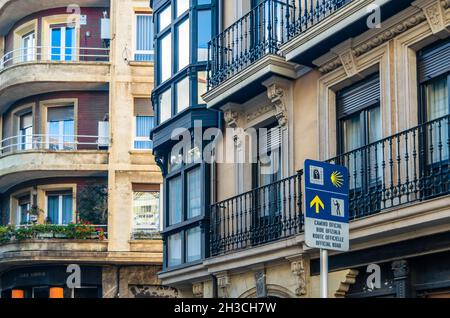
[320,249,328,298]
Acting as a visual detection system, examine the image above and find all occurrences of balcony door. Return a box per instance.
[16,195,30,225]
[253,125,283,243]
[46,106,75,150]
[47,192,73,225]
[419,40,450,197]
[19,112,33,150]
[337,75,382,216]
[21,31,35,62]
[50,25,76,61]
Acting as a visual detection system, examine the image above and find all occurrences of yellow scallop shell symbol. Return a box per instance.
[331,171,344,188]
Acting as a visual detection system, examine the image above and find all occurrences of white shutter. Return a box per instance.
[98,121,109,148]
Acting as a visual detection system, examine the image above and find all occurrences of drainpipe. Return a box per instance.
[212,275,218,298]
[115,265,121,298]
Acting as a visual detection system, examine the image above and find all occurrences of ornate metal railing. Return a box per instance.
[210,171,303,256]
[207,0,353,89]
[210,115,449,255]
[329,114,449,219]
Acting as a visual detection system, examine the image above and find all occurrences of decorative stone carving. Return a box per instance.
[224,109,239,129]
[266,82,288,127]
[246,104,274,122]
[334,269,359,298]
[414,0,449,35]
[216,272,230,298]
[254,270,267,298]
[129,285,179,298]
[339,49,358,77]
[192,282,204,298]
[318,11,428,74]
[290,257,307,296]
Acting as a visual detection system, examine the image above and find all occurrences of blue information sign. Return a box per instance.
[304,159,350,252]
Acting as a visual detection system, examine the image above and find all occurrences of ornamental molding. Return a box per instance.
[262,77,291,127]
[246,103,274,123]
[316,1,450,74]
[290,256,307,296]
[216,272,230,298]
[192,282,204,298]
[334,269,359,298]
[413,0,450,35]
[254,269,268,298]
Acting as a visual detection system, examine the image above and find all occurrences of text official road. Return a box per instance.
[304,159,350,252]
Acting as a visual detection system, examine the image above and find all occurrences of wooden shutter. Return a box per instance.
[336,75,380,119]
[418,40,450,83]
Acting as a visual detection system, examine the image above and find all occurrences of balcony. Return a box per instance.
[206,0,353,91]
[0,46,110,112]
[0,133,109,192]
[0,0,109,35]
[210,115,450,256]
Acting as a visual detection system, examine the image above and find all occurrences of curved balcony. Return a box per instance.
[0,224,108,270]
[0,0,109,35]
[0,134,109,192]
[0,46,110,113]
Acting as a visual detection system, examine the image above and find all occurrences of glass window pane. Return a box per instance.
[168,233,182,266]
[51,28,61,60]
[197,71,207,104]
[187,168,201,218]
[159,88,172,123]
[426,76,448,120]
[169,176,182,225]
[160,33,172,82]
[136,14,154,61]
[133,192,160,231]
[176,0,189,17]
[62,194,73,224]
[135,116,154,149]
[177,18,190,70]
[198,0,211,4]
[186,227,201,262]
[176,77,190,113]
[47,196,59,224]
[65,27,75,61]
[197,10,211,61]
[159,5,172,31]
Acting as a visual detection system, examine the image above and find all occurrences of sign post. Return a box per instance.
[304,159,350,298]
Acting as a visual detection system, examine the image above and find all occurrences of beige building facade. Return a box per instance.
[0,0,167,298]
[158,0,450,298]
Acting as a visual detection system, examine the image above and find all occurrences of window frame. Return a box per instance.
[133,13,155,62]
[133,115,155,150]
[132,190,161,233]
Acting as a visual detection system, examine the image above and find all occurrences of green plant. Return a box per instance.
[0,226,13,243]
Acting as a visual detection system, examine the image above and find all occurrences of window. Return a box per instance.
[135,14,154,61]
[16,195,30,225]
[159,88,172,123]
[21,31,35,62]
[197,10,211,61]
[19,112,33,150]
[50,26,76,61]
[197,71,207,104]
[46,106,75,150]
[160,33,172,82]
[159,5,172,31]
[177,18,190,70]
[176,77,190,113]
[168,233,182,266]
[134,116,154,149]
[46,192,73,225]
[186,226,201,262]
[176,0,189,17]
[133,191,160,232]
[337,75,382,189]
[187,168,201,218]
[169,176,182,225]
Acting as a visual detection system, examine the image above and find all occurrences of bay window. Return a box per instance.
[153,0,215,124]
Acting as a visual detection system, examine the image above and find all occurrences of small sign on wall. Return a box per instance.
[79,15,87,25]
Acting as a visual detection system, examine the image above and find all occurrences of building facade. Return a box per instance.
[0,0,169,298]
[156,0,450,298]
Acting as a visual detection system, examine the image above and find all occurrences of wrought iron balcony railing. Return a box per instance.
[207,0,352,89]
[210,115,449,256]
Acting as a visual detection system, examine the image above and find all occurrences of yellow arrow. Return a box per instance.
[310,195,325,214]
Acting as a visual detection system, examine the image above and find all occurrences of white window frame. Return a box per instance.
[133,13,154,61]
[18,112,33,151]
[133,115,153,150]
[46,120,75,150]
[21,31,36,62]
[49,26,76,61]
[45,193,72,225]
[132,191,160,232]
[16,202,30,226]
